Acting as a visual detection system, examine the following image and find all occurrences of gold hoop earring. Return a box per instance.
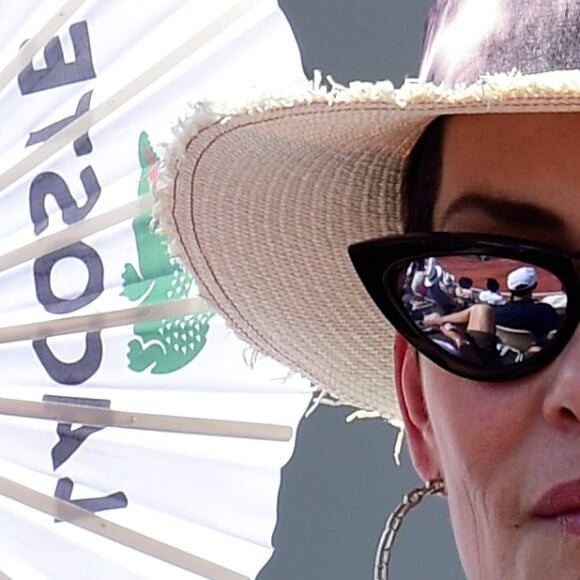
[374,478,445,580]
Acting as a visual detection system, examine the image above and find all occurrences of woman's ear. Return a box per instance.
[394,334,442,481]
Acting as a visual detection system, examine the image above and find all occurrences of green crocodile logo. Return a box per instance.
[121,131,214,373]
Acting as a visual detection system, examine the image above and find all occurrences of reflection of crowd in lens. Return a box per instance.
[403,258,564,363]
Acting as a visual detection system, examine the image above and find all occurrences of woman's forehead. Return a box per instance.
[432,112,580,247]
[442,112,580,161]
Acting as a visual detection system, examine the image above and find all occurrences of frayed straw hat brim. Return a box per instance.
[154,70,580,424]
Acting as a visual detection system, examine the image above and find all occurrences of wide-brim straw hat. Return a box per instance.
[154,0,580,425]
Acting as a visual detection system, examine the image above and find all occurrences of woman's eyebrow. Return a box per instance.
[439,193,566,231]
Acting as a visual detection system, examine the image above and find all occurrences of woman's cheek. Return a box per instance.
[419,358,531,488]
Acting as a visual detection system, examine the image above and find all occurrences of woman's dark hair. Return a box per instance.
[486,277,500,292]
[402,116,446,233]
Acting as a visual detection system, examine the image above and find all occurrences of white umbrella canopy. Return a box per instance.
[0,1,312,578]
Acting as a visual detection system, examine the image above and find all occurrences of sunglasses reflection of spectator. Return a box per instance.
[423,266,560,359]
[423,259,455,314]
[423,304,498,362]
[499,267,559,345]
[455,276,475,306]
[478,278,505,306]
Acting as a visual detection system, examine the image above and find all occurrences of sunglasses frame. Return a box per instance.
[348,232,580,382]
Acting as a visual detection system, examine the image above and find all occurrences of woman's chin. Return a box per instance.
[511,521,580,580]
[457,521,580,580]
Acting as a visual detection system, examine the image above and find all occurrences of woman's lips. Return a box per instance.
[534,479,580,534]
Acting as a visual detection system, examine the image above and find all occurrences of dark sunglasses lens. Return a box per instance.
[394,255,565,370]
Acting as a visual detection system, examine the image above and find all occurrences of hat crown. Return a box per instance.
[420,0,580,85]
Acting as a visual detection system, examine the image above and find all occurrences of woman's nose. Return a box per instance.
[542,327,580,428]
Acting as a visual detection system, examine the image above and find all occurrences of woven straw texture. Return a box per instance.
[155,70,580,424]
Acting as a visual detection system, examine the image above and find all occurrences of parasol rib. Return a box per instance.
[0,0,266,193]
[0,195,154,273]
[0,476,250,580]
[0,0,87,93]
[0,297,210,342]
[0,398,293,441]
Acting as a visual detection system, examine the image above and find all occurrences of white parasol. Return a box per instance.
[0,1,312,578]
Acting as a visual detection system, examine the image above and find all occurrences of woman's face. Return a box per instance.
[400,113,580,580]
